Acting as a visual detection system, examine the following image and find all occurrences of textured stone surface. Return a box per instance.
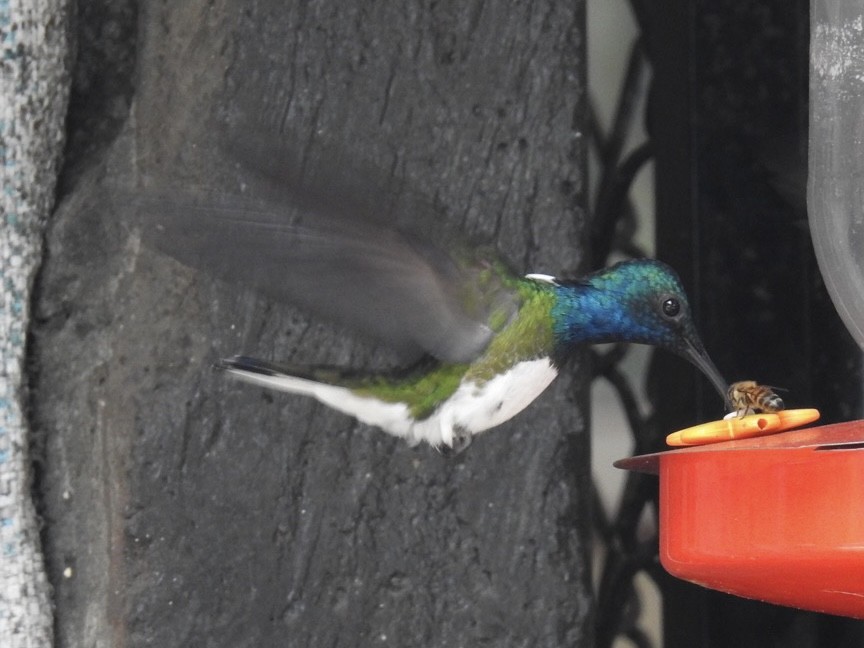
[0,2,71,647]
[32,2,591,646]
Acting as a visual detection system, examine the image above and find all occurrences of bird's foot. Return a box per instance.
[438,425,472,457]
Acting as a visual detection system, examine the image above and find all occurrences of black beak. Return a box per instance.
[683,338,730,408]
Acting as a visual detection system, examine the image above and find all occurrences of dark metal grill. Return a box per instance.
[589,1,864,646]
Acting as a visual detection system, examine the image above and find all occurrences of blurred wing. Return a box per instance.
[138,196,517,363]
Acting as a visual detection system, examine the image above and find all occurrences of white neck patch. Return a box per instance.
[525,273,558,285]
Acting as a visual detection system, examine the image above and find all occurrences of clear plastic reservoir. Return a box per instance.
[809,0,864,349]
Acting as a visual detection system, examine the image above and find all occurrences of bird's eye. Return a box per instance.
[662,297,681,318]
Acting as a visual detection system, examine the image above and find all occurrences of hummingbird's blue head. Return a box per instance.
[552,259,728,400]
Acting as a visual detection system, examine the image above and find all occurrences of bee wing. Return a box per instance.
[136,194,517,364]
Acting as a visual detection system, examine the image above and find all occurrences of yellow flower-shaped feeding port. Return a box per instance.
[666,409,821,446]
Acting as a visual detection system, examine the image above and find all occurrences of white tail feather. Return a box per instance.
[222,364,416,440]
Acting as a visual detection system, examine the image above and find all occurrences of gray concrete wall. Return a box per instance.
[31,2,591,646]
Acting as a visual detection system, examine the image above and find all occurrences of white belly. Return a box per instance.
[311,357,559,448]
[412,357,558,447]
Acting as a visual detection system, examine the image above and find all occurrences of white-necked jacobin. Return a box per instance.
[144,189,728,453]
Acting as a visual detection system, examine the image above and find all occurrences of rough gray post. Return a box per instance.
[0,2,70,647]
[32,2,591,646]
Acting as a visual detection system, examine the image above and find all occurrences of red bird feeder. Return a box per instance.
[616,419,864,618]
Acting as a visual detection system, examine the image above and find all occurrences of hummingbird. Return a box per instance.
[142,188,728,454]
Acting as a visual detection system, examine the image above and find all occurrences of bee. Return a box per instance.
[727,381,785,417]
